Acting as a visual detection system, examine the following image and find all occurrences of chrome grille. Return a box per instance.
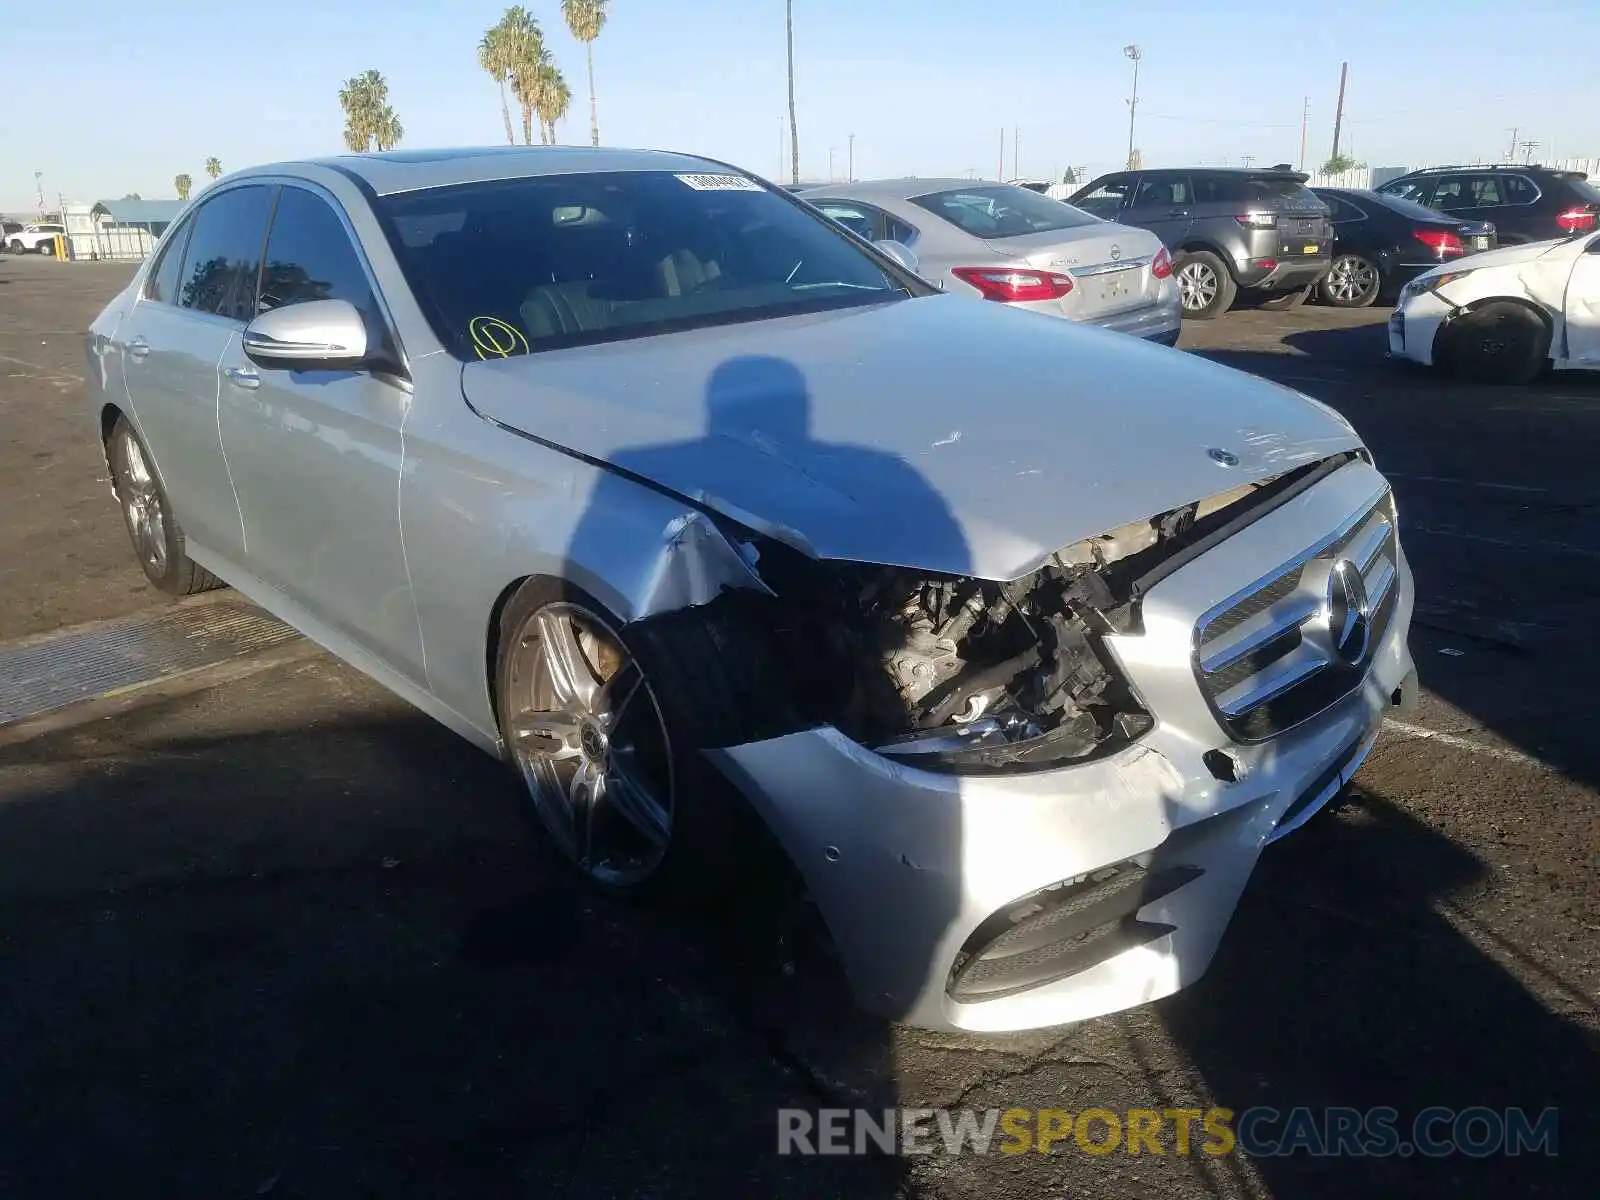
[1194,488,1398,741]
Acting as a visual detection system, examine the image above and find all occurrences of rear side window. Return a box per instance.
[1323,196,1367,222]
[1503,174,1542,205]
[1133,175,1191,207]
[909,186,1099,239]
[145,215,194,304]
[258,186,379,324]
[177,185,273,320]
[812,201,877,241]
[1192,175,1251,204]
[1072,177,1132,218]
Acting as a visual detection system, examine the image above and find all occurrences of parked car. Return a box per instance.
[1312,187,1497,308]
[1389,229,1600,382]
[85,147,1413,1032]
[7,222,66,254]
[1,220,23,247]
[800,179,1181,345]
[1375,165,1600,245]
[1070,168,1333,319]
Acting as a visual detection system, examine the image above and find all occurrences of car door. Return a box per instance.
[117,184,273,561]
[1124,172,1194,249]
[1564,233,1600,365]
[216,181,424,680]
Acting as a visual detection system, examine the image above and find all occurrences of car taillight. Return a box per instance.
[1556,206,1598,233]
[1414,228,1464,258]
[1151,247,1173,279]
[951,266,1074,302]
[1236,211,1278,229]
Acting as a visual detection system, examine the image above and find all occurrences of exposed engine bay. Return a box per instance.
[631,458,1343,771]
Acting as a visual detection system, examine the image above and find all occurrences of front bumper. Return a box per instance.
[1389,291,1454,365]
[712,459,1414,1033]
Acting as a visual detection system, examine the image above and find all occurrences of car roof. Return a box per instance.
[1393,163,1586,179]
[234,146,744,197]
[798,178,1003,201]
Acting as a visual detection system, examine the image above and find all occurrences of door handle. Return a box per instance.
[127,337,150,360]
[223,365,261,390]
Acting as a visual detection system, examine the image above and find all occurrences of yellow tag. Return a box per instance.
[469,316,530,359]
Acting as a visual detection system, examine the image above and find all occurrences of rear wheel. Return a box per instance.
[1320,255,1382,308]
[1173,250,1236,319]
[107,416,224,594]
[495,579,748,901]
[1259,283,1315,311]
[1435,302,1549,385]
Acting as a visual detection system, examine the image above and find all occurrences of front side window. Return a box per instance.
[1377,177,1433,204]
[1429,176,1471,209]
[145,214,194,304]
[910,185,1100,239]
[258,186,380,323]
[177,185,274,320]
[380,171,910,358]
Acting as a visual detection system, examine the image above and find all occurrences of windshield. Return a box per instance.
[909,186,1101,240]
[379,171,909,358]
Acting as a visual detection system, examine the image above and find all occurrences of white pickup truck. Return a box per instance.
[6,223,66,254]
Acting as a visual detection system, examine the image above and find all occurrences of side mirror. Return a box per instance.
[874,239,919,274]
[243,298,368,369]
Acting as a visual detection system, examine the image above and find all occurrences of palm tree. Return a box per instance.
[478,25,517,145]
[786,0,798,184]
[485,7,544,146]
[174,173,192,201]
[560,0,608,146]
[510,40,552,145]
[339,69,404,152]
[537,61,572,144]
[205,157,222,180]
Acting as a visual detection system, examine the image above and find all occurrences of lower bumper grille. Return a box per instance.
[1194,487,1398,742]
[948,863,1202,1003]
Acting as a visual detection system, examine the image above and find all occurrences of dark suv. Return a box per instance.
[1374,165,1600,245]
[1069,167,1332,318]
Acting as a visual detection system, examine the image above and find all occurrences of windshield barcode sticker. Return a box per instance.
[675,173,764,192]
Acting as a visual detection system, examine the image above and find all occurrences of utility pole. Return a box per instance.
[847,132,855,182]
[1123,45,1142,171]
[998,128,1005,182]
[828,146,835,181]
[1330,61,1348,163]
[1506,127,1519,161]
[1299,97,1309,171]
[34,170,45,217]
[1014,127,1020,180]
[1241,154,1255,168]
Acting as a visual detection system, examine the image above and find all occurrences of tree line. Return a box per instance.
[339,1,611,154]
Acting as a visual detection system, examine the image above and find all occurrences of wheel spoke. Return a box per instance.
[595,657,643,725]
[604,751,671,849]
[510,709,582,759]
[537,610,600,711]
[568,758,600,866]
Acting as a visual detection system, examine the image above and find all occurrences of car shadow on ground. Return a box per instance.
[0,696,907,1197]
[1160,783,1596,1198]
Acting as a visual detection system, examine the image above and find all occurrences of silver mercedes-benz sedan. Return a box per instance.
[799,179,1182,345]
[85,147,1414,1032]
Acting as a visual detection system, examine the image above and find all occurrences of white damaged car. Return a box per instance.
[1389,230,1600,382]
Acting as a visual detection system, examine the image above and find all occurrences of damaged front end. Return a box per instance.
[628,455,1351,772]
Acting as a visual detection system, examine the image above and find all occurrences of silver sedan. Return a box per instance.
[85,148,1413,1032]
[799,179,1182,344]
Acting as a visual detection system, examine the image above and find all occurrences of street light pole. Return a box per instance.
[1123,45,1142,171]
[848,132,855,182]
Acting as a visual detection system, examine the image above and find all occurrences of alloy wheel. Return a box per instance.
[504,602,675,887]
[119,435,169,575]
[1177,261,1219,311]
[1326,256,1378,303]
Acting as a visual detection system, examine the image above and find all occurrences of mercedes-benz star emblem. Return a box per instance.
[1207,447,1240,467]
[1109,244,1122,261]
[1325,559,1372,665]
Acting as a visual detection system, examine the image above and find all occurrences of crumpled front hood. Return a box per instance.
[463,294,1361,581]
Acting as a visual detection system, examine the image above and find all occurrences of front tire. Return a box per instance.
[107,416,223,595]
[1320,255,1381,308]
[1435,302,1549,385]
[1173,250,1236,320]
[494,579,746,901]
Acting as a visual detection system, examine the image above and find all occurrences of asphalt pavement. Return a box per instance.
[0,252,1594,1198]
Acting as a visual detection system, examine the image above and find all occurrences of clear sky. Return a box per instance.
[2,0,1595,212]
